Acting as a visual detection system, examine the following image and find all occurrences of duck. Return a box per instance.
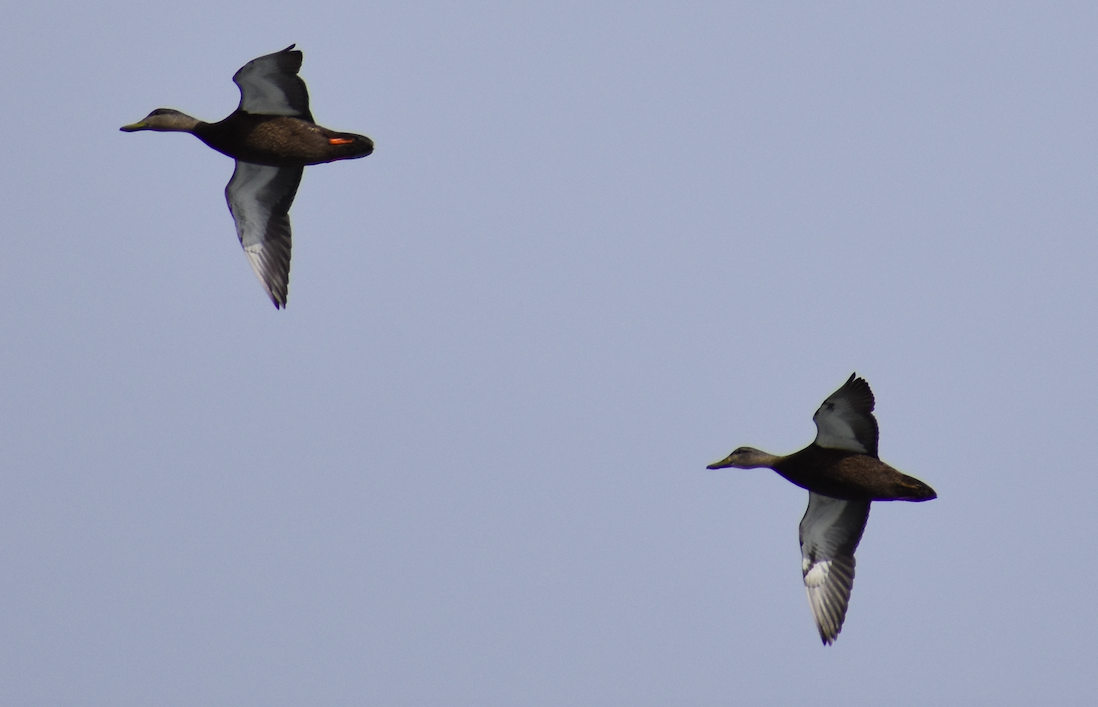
[121,45,374,308]
[706,373,936,645]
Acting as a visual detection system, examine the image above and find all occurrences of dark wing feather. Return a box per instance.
[232,45,314,121]
[812,373,879,457]
[225,161,303,308]
[799,493,871,645]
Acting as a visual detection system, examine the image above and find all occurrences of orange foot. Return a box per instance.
[328,137,355,145]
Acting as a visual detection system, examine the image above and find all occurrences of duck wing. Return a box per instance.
[225,161,303,308]
[799,492,870,645]
[232,45,314,121]
[812,373,879,456]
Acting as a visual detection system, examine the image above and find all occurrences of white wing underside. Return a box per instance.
[800,492,870,645]
[225,161,303,308]
[812,374,879,455]
[232,45,314,120]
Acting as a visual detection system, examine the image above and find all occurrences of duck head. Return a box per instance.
[121,108,202,133]
[707,446,781,470]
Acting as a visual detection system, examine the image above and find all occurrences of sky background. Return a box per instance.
[2,2,1096,705]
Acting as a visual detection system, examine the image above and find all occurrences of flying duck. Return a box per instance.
[707,373,936,645]
[121,45,374,308]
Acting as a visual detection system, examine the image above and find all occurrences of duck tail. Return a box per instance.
[327,132,374,159]
[896,475,937,501]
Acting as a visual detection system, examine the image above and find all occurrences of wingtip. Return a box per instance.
[841,372,876,411]
[818,624,841,645]
[264,286,287,309]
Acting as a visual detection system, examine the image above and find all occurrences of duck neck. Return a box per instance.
[771,445,853,491]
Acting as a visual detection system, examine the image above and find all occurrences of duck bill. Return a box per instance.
[120,121,149,132]
[706,455,735,470]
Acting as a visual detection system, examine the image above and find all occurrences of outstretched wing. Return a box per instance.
[799,492,871,645]
[232,44,314,121]
[225,161,303,308]
[812,373,879,456]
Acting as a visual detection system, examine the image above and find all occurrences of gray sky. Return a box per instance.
[2,1,1096,705]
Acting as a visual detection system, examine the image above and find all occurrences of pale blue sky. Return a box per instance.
[2,2,1096,705]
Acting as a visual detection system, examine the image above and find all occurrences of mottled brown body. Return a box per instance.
[119,44,375,308]
[772,445,936,502]
[706,374,937,645]
[195,113,374,166]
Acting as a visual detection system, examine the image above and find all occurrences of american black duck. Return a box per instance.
[707,373,936,645]
[121,45,374,308]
